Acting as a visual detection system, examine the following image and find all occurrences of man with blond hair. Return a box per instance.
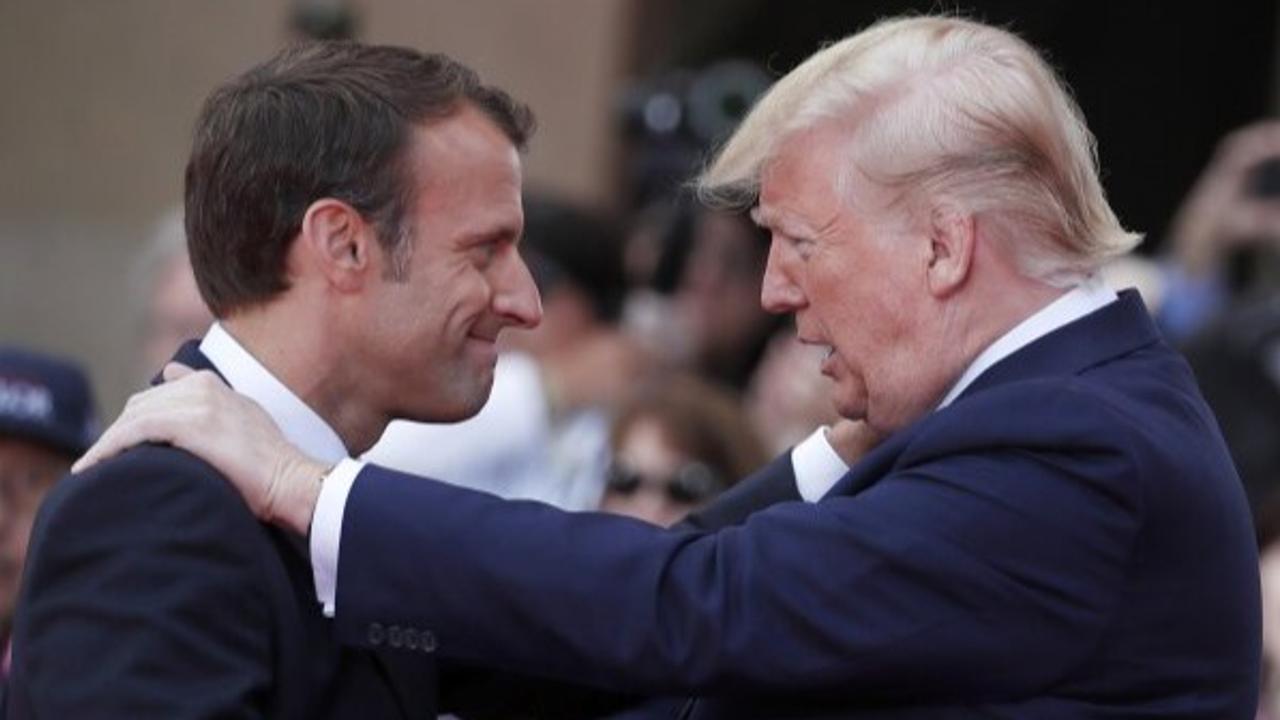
[80,16,1260,718]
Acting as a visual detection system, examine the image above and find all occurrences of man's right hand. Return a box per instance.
[73,365,327,536]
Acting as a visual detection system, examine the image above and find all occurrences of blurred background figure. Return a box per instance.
[1113,119,1280,516]
[601,373,764,527]
[623,200,781,389]
[132,207,213,380]
[671,208,780,389]
[743,327,841,456]
[366,196,647,510]
[1157,120,1280,341]
[0,347,97,674]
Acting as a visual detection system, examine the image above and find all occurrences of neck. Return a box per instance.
[221,309,387,456]
[923,258,1071,418]
[952,279,1068,366]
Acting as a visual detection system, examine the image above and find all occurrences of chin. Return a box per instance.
[831,388,869,422]
[391,385,489,425]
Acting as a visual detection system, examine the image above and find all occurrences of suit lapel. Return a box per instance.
[154,340,224,385]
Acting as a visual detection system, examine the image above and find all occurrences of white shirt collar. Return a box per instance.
[937,275,1118,409]
[198,322,349,464]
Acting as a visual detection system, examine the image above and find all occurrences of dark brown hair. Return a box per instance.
[184,41,535,317]
[611,373,767,487]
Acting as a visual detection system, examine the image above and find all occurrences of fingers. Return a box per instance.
[1221,202,1280,243]
[73,408,170,473]
[1217,121,1280,174]
[71,370,225,474]
[827,420,886,465]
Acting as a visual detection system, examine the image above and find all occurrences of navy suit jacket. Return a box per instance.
[6,344,435,719]
[331,290,1261,718]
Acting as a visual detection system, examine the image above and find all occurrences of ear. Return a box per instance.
[296,199,375,294]
[925,202,975,298]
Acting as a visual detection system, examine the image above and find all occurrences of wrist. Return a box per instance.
[268,451,329,536]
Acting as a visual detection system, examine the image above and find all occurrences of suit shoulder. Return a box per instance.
[35,443,263,549]
[921,378,1134,448]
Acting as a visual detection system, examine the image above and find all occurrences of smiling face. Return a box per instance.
[754,123,949,434]
[357,105,542,424]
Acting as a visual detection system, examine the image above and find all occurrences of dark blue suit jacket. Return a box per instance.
[6,344,436,719]
[331,291,1261,718]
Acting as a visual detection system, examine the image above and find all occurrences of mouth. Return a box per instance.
[797,335,832,356]
[798,336,838,376]
[818,346,838,377]
[467,326,501,344]
[465,334,500,365]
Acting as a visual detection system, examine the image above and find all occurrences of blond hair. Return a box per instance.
[699,16,1140,285]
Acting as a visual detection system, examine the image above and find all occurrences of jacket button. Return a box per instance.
[388,625,404,648]
[419,630,437,653]
[368,622,385,647]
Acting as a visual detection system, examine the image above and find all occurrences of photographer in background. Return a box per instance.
[1157,120,1280,341]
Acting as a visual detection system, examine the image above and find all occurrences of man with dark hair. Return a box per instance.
[7,41,540,718]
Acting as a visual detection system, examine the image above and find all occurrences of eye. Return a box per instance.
[469,237,503,269]
[788,234,816,260]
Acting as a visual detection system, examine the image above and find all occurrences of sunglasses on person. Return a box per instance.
[604,460,726,505]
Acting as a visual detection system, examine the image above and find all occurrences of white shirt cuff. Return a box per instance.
[310,458,364,618]
[791,426,850,502]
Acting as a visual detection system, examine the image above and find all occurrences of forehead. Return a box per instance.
[754,122,900,233]
[755,125,852,227]
[407,107,524,227]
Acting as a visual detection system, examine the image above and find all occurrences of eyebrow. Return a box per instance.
[751,205,811,236]
[475,220,522,243]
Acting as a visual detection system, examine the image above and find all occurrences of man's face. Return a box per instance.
[754,124,937,434]
[357,106,541,424]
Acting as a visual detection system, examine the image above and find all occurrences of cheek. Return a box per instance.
[442,267,495,318]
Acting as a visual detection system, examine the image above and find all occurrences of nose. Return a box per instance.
[760,239,805,314]
[492,249,543,330]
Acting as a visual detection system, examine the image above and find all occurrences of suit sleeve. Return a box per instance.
[332,383,1149,703]
[433,452,798,718]
[11,446,276,718]
[333,402,1143,704]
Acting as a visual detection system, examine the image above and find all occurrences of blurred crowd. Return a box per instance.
[5,42,1280,713]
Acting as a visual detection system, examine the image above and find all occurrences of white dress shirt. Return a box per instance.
[311,276,1119,614]
[199,323,351,614]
